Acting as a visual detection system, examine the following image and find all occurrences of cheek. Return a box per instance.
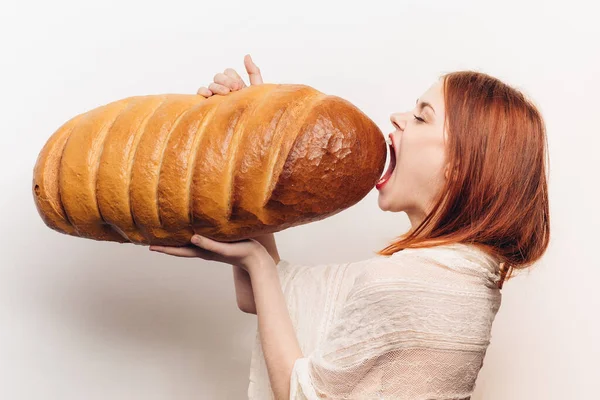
[395,136,446,184]
[395,136,420,176]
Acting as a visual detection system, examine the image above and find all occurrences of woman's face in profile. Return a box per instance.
[377,79,449,224]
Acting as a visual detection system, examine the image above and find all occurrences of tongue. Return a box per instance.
[377,164,394,184]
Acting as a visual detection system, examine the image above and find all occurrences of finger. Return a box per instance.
[244,54,263,85]
[191,235,225,254]
[191,235,242,258]
[224,68,247,89]
[196,87,213,97]
[149,244,215,260]
[214,72,241,91]
[208,82,231,95]
[149,245,199,257]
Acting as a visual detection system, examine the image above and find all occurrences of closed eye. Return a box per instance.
[413,115,425,123]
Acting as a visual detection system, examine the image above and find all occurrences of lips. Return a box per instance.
[376,137,396,189]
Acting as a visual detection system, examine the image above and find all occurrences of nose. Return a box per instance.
[389,112,407,131]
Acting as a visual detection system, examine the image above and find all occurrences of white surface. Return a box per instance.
[1,0,598,398]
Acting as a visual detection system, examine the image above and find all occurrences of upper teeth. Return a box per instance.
[385,137,392,146]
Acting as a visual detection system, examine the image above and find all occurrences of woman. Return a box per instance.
[150,54,550,399]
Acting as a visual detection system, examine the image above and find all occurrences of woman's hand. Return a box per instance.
[149,234,269,273]
[196,54,264,97]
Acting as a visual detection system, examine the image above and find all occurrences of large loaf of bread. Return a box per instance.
[32,84,386,245]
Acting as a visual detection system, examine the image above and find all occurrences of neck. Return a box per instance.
[406,208,427,231]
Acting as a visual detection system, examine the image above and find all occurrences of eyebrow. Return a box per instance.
[415,98,436,115]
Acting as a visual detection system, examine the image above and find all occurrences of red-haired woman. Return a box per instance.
[151,54,550,400]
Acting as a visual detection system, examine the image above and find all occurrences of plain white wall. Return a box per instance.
[1,0,598,398]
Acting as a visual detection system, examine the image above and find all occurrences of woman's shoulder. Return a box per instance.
[340,244,503,335]
[355,242,502,291]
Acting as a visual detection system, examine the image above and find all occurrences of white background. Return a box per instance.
[1,0,598,398]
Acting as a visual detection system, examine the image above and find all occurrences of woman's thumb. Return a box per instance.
[244,54,263,85]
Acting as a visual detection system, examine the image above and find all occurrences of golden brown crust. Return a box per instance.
[96,95,167,243]
[190,84,285,238]
[156,94,228,243]
[32,115,82,235]
[129,95,205,245]
[33,84,386,245]
[59,98,132,242]
[202,84,326,239]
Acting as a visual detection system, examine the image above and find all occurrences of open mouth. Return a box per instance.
[376,140,396,188]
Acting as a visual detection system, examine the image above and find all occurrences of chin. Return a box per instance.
[377,196,389,211]
[377,190,396,211]
[378,187,408,213]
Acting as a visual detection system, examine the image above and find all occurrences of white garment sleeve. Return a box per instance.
[275,259,311,289]
[249,258,353,400]
[287,256,500,400]
[288,268,400,399]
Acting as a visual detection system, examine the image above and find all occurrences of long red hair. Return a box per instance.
[376,71,550,289]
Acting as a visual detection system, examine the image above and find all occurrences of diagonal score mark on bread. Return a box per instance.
[157,95,226,241]
[130,95,206,245]
[189,84,303,237]
[59,98,132,242]
[96,96,169,243]
[32,114,83,235]
[230,85,325,231]
[190,84,279,237]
